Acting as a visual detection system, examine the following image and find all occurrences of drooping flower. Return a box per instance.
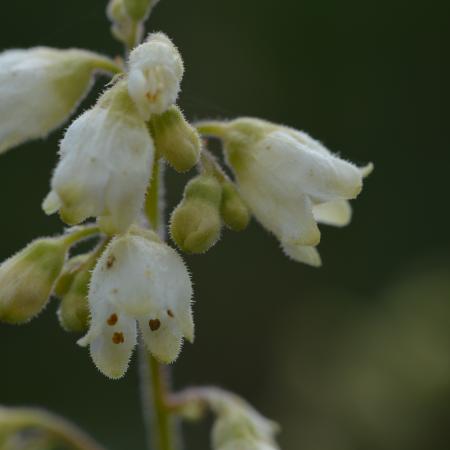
[0,47,119,154]
[127,32,184,120]
[204,389,280,450]
[78,229,194,379]
[198,118,372,266]
[43,81,154,235]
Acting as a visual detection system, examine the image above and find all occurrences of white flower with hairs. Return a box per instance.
[205,388,280,450]
[216,118,371,266]
[0,47,117,154]
[78,231,194,379]
[128,32,184,119]
[43,82,154,235]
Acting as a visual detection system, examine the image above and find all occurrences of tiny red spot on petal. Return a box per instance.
[149,319,161,331]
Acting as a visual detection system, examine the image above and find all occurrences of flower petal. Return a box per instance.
[83,307,137,380]
[281,243,322,267]
[139,316,183,363]
[313,199,352,227]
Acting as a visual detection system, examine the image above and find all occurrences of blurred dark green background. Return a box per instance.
[1,0,449,449]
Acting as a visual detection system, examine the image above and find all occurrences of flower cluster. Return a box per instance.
[0,2,372,448]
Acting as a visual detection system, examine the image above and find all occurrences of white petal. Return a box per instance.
[361,162,374,177]
[89,313,137,379]
[0,48,110,154]
[239,175,321,246]
[49,102,154,232]
[139,316,183,363]
[261,131,363,201]
[313,199,352,227]
[281,243,322,267]
[78,297,137,379]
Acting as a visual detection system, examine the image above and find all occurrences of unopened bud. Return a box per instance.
[220,182,250,231]
[123,0,160,21]
[57,266,92,333]
[107,0,137,44]
[0,238,68,324]
[54,254,89,297]
[170,175,222,253]
[149,106,201,172]
[55,255,92,332]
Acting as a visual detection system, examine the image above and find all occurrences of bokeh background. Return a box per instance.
[1,0,449,449]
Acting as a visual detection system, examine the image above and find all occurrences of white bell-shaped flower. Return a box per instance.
[78,230,194,379]
[199,118,371,266]
[127,32,184,120]
[0,47,119,154]
[43,81,154,235]
[205,389,280,450]
[217,440,279,450]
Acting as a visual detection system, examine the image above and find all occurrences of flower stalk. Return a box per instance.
[0,407,106,450]
[140,154,178,450]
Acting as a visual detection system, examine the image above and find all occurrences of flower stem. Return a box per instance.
[140,157,178,450]
[62,225,100,248]
[195,121,228,139]
[0,407,106,450]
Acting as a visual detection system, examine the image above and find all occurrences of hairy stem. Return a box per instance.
[62,225,100,248]
[140,158,178,450]
[195,121,228,139]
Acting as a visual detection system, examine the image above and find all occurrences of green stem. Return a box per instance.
[195,121,228,139]
[91,56,123,75]
[145,158,162,232]
[62,225,100,248]
[0,407,106,450]
[140,158,178,450]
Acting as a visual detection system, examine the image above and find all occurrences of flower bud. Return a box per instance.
[56,255,93,332]
[0,47,120,154]
[0,238,68,324]
[54,254,89,297]
[170,175,222,253]
[123,0,160,21]
[107,0,139,45]
[149,106,201,172]
[220,181,250,231]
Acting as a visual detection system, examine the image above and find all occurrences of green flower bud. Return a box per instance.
[123,0,159,21]
[0,238,68,324]
[170,175,222,253]
[57,266,91,333]
[220,182,250,231]
[149,106,201,173]
[107,0,135,43]
[54,254,89,297]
